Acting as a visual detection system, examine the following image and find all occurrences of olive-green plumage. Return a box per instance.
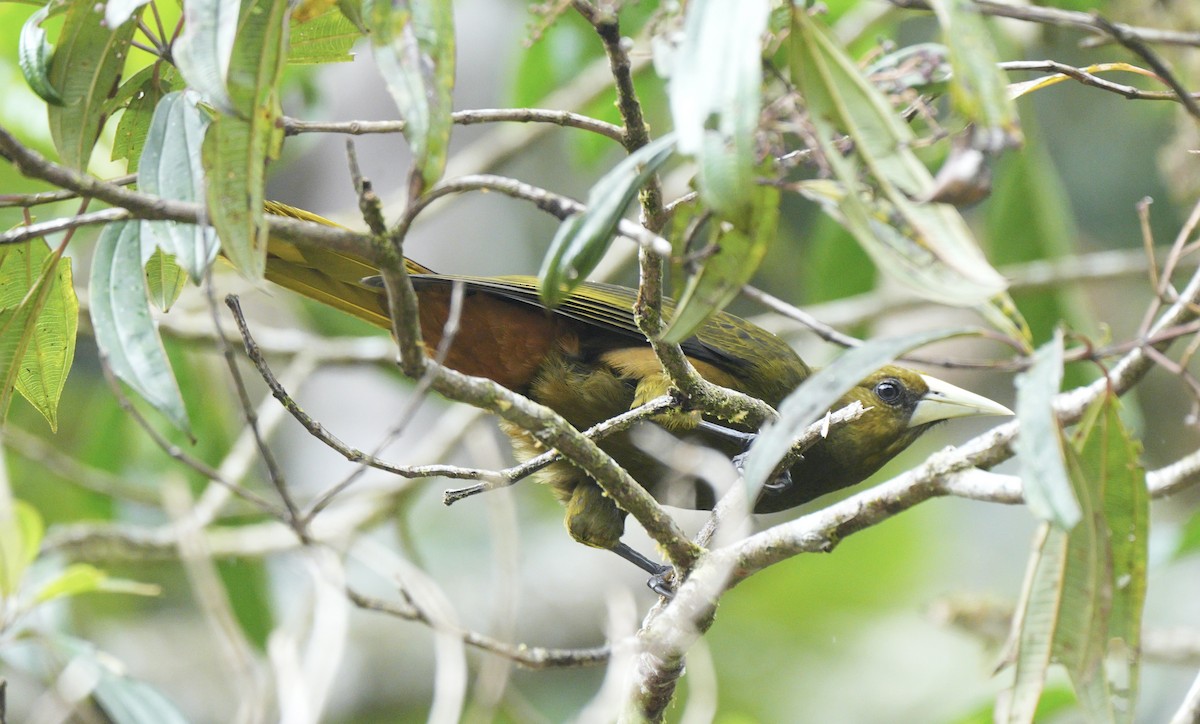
[260,202,1011,553]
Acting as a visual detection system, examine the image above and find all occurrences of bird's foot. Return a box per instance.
[613,542,676,598]
[703,421,794,494]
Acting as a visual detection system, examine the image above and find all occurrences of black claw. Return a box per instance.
[713,423,794,497]
[612,542,676,598]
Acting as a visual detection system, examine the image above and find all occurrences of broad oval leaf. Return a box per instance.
[12,244,77,432]
[540,133,676,307]
[46,0,140,169]
[18,4,63,105]
[1015,329,1078,529]
[290,7,363,64]
[143,247,189,312]
[741,327,975,501]
[0,237,77,431]
[140,91,219,281]
[89,221,191,433]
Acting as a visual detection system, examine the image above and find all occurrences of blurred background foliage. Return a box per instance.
[1,0,1199,721]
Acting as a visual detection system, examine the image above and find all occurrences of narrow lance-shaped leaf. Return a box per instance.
[1068,395,1148,723]
[661,179,779,344]
[540,133,677,307]
[173,0,240,112]
[927,0,1022,150]
[89,221,191,433]
[1002,522,1070,724]
[790,9,1007,307]
[46,0,139,169]
[1055,437,1110,718]
[368,0,455,189]
[34,563,161,605]
[201,0,291,280]
[742,327,976,501]
[19,4,63,105]
[140,91,219,281]
[667,0,769,224]
[1015,329,1078,529]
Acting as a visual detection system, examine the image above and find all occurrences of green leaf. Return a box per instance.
[89,221,191,433]
[927,0,1022,150]
[367,0,455,189]
[140,91,219,281]
[143,248,189,312]
[741,327,976,501]
[173,0,240,112]
[661,180,779,344]
[201,0,291,280]
[34,563,161,604]
[1003,522,1069,724]
[1002,392,1147,723]
[12,244,77,432]
[45,0,139,169]
[0,499,44,598]
[112,65,184,173]
[1015,329,1078,529]
[290,7,362,64]
[1067,396,1147,723]
[789,10,1007,308]
[667,0,769,224]
[18,4,63,105]
[0,238,76,430]
[539,133,676,307]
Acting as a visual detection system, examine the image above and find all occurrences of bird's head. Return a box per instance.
[756,365,1012,513]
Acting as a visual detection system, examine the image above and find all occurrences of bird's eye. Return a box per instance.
[874,378,904,405]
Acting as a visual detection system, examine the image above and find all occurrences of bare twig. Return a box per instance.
[346,586,610,669]
[285,108,624,143]
[95,349,283,516]
[886,0,1200,48]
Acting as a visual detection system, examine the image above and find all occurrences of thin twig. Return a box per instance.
[284,108,624,143]
[886,0,1200,48]
[347,586,610,669]
[95,349,283,516]
[1089,14,1200,120]
[211,286,307,540]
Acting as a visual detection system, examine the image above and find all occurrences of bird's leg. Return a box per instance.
[697,420,794,493]
[612,543,675,598]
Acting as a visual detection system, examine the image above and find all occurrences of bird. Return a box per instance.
[258,201,1012,575]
